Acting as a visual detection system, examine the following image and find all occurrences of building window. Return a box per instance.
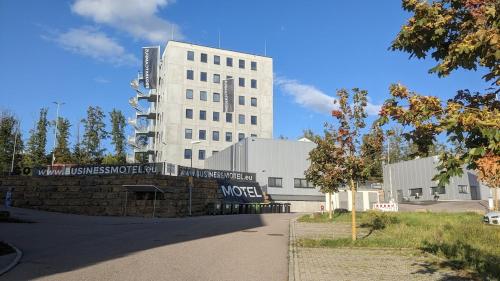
[239,77,245,87]
[212,150,218,154]
[294,178,314,188]
[200,72,207,82]
[187,70,194,80]
[226,113,232,123]
[409,188,423,197]
[199,91,207,101]
[184,149,192,159]
[239,96,245,105]
[251,134,257,137]
[185,109,193,119]
[238,133,245,141]
[213,92,220,102]
[268,177,282,188]
[225,132,232,142]
[212,131,219,141]
[226,75,233,80]
[213,74,220,84]
[226,57,233,67]
[458,185,469,194]
[430,186,446,195]
[187,51,194,61]
[251,97,257,107]
[201,53,207,63]
[251,79,257,89]
[239,59,245,69]
[198,150,206,160]
[199,130,206,140]
[251,61,257,70]
[186,89,193,99]
[251,115,257,125]
[185,128,192,139]
[238,114,245,124]
[199,110,206,120]
[212,111,220,121]
[214,55,220,65]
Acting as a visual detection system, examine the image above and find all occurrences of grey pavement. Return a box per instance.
[0,207,298,281]
[289,219,474,281]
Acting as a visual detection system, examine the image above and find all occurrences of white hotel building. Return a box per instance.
[129,41,273,168]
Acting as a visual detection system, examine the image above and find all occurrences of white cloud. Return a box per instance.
[71,0,183,43]
[51,27,139,66]
[275,77,381,116]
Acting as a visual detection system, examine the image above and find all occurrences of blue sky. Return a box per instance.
[0,0,490,152]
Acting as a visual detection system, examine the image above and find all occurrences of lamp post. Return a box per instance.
[51,101,65,165]
[189,140,201,216]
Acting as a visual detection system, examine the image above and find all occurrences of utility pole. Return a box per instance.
[51,101,65,165]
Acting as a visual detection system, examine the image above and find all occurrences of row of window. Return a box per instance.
[186,89,257,106]
[186,70,258,88]
[185,109,258,125]
[187,51,258,71]
[408,185,469,197]
[184,149,211,160]
[268,177,315,189]
[185,129,256,142]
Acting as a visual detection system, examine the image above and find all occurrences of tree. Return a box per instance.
[300,128,316,141]
[81,106,107,164]
[391,0,499,84]
[72,121,86,164]
[53,117,72,164]
[24,108,49,167]
[0,110,23,173]
[278,134,288,140]
[306,126,345,219]
[361,123,384,181]
[379,86,499,203]
[109,109,127,163]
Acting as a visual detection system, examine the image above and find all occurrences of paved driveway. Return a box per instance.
[1,207,297,281]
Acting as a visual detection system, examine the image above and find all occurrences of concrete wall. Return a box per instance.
[325,190,380,212]
[382,156,491,202]
[154,41,273,168]
[0,175,221,217]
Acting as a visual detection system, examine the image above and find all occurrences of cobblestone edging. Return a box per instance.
[288,217,298,281]
[0,242,22,276]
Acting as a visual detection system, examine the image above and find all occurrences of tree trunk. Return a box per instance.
[351,178,357,241]
[329,192,333,219]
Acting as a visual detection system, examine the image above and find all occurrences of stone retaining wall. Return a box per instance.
[0,175,222,217]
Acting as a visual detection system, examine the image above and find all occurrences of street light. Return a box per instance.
[188,140,201,216]
[52,101,65,166]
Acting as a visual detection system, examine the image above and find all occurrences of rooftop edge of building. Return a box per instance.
[164,40,272,60]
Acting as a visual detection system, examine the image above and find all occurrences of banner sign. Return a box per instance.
[142,46,159,89]
[177,166,256,182]
[222,79,234,112]
[218,180,264,203]
[26,163,163,177]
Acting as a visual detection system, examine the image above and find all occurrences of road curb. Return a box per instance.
[288,217,299,281]
[0,242,22,276]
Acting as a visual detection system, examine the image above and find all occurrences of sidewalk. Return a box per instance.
[289,219,473,281]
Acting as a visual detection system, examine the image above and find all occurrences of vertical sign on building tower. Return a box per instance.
[142,46,159,89]
[223,78,234,112]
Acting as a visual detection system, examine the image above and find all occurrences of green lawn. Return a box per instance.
[297,212,500,279]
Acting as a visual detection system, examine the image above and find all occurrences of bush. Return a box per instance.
[361,211,399,230]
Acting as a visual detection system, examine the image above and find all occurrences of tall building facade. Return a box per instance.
[129,41,273,168]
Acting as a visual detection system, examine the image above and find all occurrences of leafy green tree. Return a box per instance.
[361,124,384,181]
[101,153,122,165]
[81,106,108,164]
[306,127,344,219]
[392,0,499,84]
[109,109,127,163]
[24,108,49,167]
[53,117,72,164]
[0,110,23,173]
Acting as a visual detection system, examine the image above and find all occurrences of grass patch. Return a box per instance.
[297,211,500,279]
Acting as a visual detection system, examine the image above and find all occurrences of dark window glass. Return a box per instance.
[213,111,220,121]
[225,132,232,142]
[409,188,423,197]
[294,178,314,188]
[226,57,233,67]
[185,128,192,139]
[251,61,257,70]
[458,185,468,194]
[187,70,194,80]
[201,53,207,63]
[268,177,282,187]
[251,115,257,125]
[184,149,192,159]
[238,133,245,141]
[213,92,220,102]
[239,77,245,87]
[212,150,218,154]
[239,96,245,105]
[198,150,206,160]
[213,74,220,84]
[238,114,245,124]
[212,131,219,141]
[250,134,257,137]
[251,97,257,106]
[199,110,206,120]
[200,91,207,101]
[431,186,446,195]
[200,72,207,82]
[187,51,194,61]
[214,55,220,65]
[186,89,193,99]
[199,130,206,140]
[185,109,193,119]
[226,113,232,123]
[251,79,257,89]
[239,59,245,69]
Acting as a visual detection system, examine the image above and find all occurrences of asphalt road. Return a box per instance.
[1,207,297,281]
